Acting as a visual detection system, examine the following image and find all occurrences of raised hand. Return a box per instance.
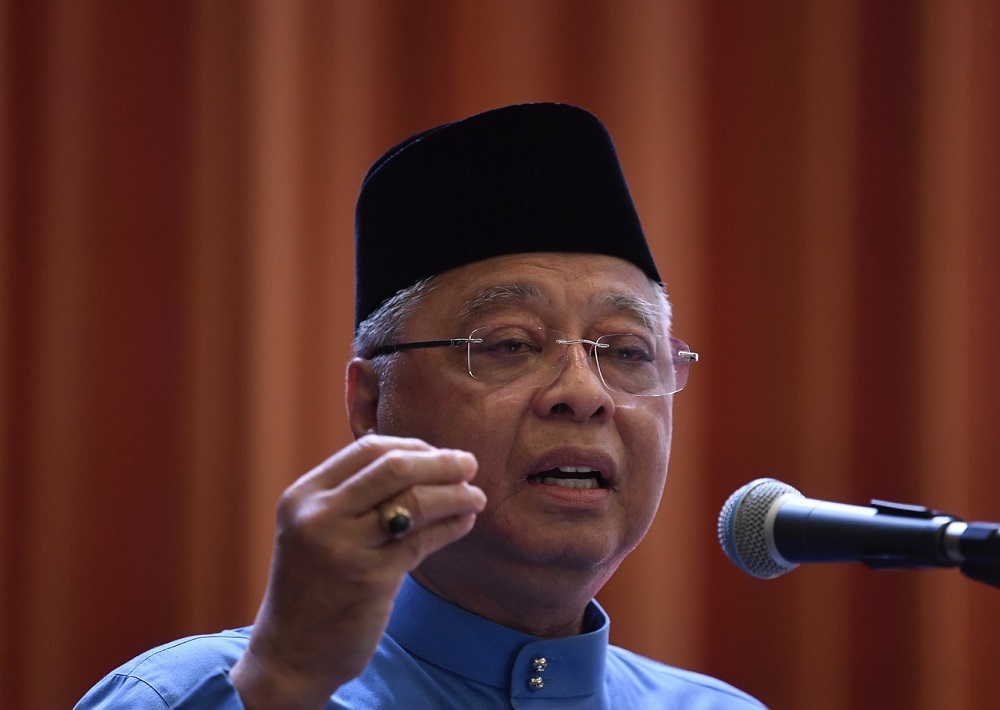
[230,435,485,710]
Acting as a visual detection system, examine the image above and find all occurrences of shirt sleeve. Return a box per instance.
[74,668,245,710]
[74,669,244,710]
[74,630,252,709]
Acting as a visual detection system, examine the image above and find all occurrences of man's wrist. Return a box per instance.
[229,648,335,710]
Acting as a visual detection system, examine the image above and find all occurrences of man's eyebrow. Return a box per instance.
[457,283,546,322]
[599,292,667,331]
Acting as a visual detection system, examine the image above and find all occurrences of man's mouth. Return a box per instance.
[527,466,607,490]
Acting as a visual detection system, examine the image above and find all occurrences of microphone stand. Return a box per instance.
[956,522,1000,589]
[860,502,1000,590]
[961,562,1000,589]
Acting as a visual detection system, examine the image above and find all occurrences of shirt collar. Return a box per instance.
[387,575,609,700]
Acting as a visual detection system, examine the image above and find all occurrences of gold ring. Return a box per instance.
[380,505,413,538]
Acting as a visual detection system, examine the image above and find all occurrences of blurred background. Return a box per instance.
[2,1,999,707]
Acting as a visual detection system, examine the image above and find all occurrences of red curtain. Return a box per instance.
[2,2,998,707]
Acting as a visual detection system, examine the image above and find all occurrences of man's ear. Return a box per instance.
[346,358,379,439]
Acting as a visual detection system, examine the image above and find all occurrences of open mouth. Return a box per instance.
[527,466,607,490]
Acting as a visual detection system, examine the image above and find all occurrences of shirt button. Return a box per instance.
[532,657,548,673]
[528,676,545,690]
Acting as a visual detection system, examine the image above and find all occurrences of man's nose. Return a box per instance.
[533,342,615,422]
[546,340,603,383]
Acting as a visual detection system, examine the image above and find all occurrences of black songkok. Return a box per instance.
[354,102,660,329]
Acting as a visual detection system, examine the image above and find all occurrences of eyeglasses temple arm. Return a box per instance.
[369,338,482,357]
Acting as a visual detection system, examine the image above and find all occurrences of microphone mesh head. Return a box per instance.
[717,477,801,579]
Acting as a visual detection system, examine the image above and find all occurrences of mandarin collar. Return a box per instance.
[387,575,609,703]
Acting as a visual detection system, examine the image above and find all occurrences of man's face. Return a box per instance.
[375,252,674,591]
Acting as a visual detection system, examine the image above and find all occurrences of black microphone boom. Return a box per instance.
[717,478,1000,589]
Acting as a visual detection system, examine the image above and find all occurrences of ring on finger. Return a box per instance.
[379,504,413,539]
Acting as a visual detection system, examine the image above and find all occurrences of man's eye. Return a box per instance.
[487,338,534,355]
[609,346,652,362]
[602,335,656,363]
[613,346,647,360]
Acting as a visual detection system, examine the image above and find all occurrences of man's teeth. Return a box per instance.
[534,466,602,489]
[541,477,600,489]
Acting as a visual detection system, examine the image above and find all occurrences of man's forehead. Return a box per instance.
[459,280,656,308]
[454,280,668,331]
[458,283,667,326]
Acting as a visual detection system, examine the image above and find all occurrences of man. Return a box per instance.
[77,103,765,708]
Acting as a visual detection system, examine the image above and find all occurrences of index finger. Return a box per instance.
[296,434,436,492]
[336,446,479,516]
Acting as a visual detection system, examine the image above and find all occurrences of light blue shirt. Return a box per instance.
[76,576,766,709]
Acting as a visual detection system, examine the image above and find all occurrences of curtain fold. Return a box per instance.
[2,2,998,707]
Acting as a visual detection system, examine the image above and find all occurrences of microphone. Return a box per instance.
[717,478,1000,588]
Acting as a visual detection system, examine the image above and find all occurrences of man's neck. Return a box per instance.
[411,558,612,639]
